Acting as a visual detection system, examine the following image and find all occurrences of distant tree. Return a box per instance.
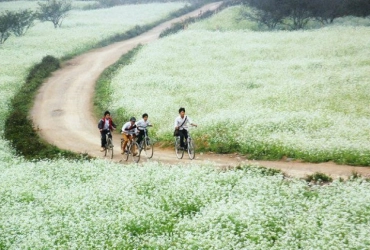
[243,0,313,30]
[97,0,122,7]
[284,0,312,30]
[11,9,36,36]
[0,11,13,44]
[346,0,370,17]
[37,0,72,28]
[310,0,347,24]
[242,0,289,29]
[243,0,370,30]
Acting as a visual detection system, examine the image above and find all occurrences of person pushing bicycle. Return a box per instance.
[98,111,117,152]
[121,117,138,156]
[174,107,197,150]
[136,113,152,148]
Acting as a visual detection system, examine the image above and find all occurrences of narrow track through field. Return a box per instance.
[31,2,370,179]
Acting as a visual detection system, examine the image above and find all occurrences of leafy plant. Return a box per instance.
[305,172,333,184]
[37,0,72,28]
[11,9,36,36]
[0,11,13,44]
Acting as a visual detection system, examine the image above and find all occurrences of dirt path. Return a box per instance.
[30,2,370,179]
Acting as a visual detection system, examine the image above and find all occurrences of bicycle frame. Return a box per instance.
[121,134,140,163]
[137,126,153,159]
[104,131,113,159]
[174,126,195,160]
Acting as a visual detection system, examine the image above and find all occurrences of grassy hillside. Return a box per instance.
[108,9,370,165]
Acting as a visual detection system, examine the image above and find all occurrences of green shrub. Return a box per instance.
[305,172,333,184]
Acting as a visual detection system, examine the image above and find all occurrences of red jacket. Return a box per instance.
[98,117,116,131]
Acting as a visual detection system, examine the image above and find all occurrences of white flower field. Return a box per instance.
[1,2,370,248]
[0,1,185,133]
[110,17,370,164]
[1,161,370,249]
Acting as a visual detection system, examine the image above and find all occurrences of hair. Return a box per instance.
[130,117,136,122]
[179,107,185,113]
[142,113,148,118]
[104,111,110,116]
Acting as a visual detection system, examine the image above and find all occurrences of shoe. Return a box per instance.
[121,149,124,154]
[100,147,105,152]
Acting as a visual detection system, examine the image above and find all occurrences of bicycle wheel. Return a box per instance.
[130,141,141,163]
[175,136,184,159]
[187,139,195,160]
[143,137,154,159]
[107,138,114,159]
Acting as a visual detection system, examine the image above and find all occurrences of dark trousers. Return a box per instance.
[100,130,111,147]
[136,129,147,145]
[178,129,188,148]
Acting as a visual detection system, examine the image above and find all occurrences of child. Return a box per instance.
[121,117,138,155]
[98,111,116,152]
[136,113,152,147]
[174,107,197,150]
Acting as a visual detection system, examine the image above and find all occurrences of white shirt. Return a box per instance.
[174,115,192,130]
[121,122,136,135]
[103,119,110,130]
[136,119,151,131]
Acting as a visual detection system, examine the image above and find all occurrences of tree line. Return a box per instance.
[0,0,71,45]
[242,0,370,29]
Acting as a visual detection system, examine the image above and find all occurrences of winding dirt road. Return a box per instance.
[30,2,370,179]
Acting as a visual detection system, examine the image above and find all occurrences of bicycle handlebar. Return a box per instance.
[137,125,152,130]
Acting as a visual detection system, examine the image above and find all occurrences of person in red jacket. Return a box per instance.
[98,111,117,152]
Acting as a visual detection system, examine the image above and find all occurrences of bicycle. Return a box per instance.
[121,136,140,163]
[104,131,114,159]
[175,127,195,160]
[137,126,154,159]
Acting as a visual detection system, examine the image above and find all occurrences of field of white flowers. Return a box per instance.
[0,1,185,131]
[1,2,370,248]
[110,9,370,164]
[1,161,370,249]
[0,0,94,11]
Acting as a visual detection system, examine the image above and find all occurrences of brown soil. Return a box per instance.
[30,2,370,179]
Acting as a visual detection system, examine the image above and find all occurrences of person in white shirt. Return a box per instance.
[121,117,138,155]
[174,107,197,150]
[136,113,152,147]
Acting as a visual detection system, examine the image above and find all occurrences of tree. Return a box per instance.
[310,0,347,24]
[242,0,289,29]
[346,0,370,17]
[11,9,36,36]
[37,0,72,28]
[0,11,13,44]
[284,0,312,30]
